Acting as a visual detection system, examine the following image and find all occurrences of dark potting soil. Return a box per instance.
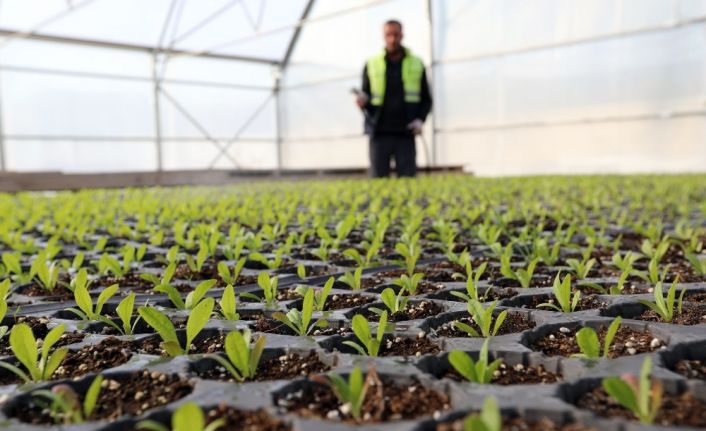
[576,387,706,427]
[53,337,133,379]
[196,351,330,382]
[531,325,664,358]
[276,288,301,301]
[16,282,74,300]
[381,335,440,356]
[205,404,292,431]
[276,372,449,423]
[441,362,560,385]
[522,295,607,311]
[636,304,706,325]
[253,316,351,337]
[95,272,151,289]
[433,313,535,338]
[10,370,194,424]
[0,316,85,356]
[360,300,444,322]
[323,293,375,310]
[436,416,595,431]
[674,359,706,380]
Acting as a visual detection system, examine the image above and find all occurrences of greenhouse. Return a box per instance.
[0,1,705,430]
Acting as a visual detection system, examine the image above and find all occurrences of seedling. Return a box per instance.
[500,256,539,289]
[205,329,265,382]
[685,252,706,276]
[392,273,424,295]
[137,402,225,431]
[241,272,279,308]
[319,366,370,421]
[448,338,502,384]
[31,254,60,292]
[2,252,32,284]
[640,239,670,263]
[602,357,663,424]
[116,292,141,335]
[566,257,596,279]
[138,297,214,356]
[638,279,686,323]
[371,287,410,316]
[395,232,421,276]
[538,274,581,313]
[295,277,335,311]
[33,375,103,424]
[0,323,68,382]
[272,288,328,336]
[338,267,364,291]
[462,396,501,431]
[216,257,246,285]
[611,251,641,273]
[572,317,622,361]
[218,284,239,321]
[453,300,507,338]
[343,313,389,356]
[185,243,209,274]
[0,299,9,340]
[248,250,284,270]
[634,256,668,284]
[67,281,118,324]
[451,261,489,302]
[534,238,561,266]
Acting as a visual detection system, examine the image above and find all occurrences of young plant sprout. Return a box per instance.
[395,232,421,276]
[218,284,239,321]
[451,261,489,302]
[31,254,61,292]
[115,292,141,335]
[602,356,662,424]
[448,338,502,384]
[538,274,581,313]
[205,329,265,382]
[371,287,410,316]
[67,281,118,322]
[137,402,225,431]
[138,297,214,356]
[337,267,363,290]
[611,251,641,274]
[216,257,246,285]
[241,272,279,308]
[0,323,69,382]
[685,252,706,276]
[294,277,335,312]
[638,279,686,323]
[272,288,328,336]
[462,396,501,431]
[343,313,389,357]
[32,375,103,424]
[2,252,33,284]
[500,256,539,289]
[453,299,508,338]
[566,257,596,279]
[315,366,372,422]
[572,317,622,361]
[392,273,424,296]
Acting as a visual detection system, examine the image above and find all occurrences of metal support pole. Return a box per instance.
[274,74,283,174]
[426,0,437,166]
[0,71,6,171]
[151,54,163,171]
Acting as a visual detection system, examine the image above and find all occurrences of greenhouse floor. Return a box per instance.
[0,174,705,430]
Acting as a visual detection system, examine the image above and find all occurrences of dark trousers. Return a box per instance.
[369,134,416,178]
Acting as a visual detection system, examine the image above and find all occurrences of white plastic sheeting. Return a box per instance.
[0,0,704,175]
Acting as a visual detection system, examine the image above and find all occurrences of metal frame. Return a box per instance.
[1,1,704,173]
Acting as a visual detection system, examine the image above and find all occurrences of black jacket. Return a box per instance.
[361,49,432,136]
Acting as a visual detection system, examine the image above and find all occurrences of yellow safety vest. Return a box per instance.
[367,48,424,106]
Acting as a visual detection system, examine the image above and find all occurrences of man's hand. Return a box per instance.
[355,93,369,109]
[407,118,424,135]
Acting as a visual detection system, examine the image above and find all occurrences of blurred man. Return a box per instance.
[355,19,432,178]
